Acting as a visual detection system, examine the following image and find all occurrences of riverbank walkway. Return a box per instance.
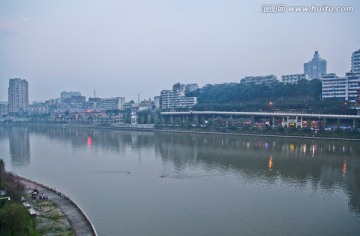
[11,174,97,236]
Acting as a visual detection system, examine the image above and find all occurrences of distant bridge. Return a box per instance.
[161,111,360,119]
[160,111,360,128]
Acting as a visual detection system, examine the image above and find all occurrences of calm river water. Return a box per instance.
[0,126,359,235]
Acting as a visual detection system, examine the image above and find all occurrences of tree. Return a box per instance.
[3,175,24,202]
[0,160,4,189]
[0,203,34,236]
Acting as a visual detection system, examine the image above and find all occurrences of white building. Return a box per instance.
[179,97,197,108]
[8,78,29,114]
[281,74,308,84]
[160,83,198,109]
[351,49,360,74]
[160,90,181,109]
[321,73,360,102]
[304,51,327,80]
[98,97,125,110]
[346,72,360,101]
[240,75,277,84]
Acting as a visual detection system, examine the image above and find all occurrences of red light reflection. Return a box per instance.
[87,136,92,148]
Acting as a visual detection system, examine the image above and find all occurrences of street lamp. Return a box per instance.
[269,101,273,110]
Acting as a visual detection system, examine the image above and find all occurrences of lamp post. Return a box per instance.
[269,101,273,111]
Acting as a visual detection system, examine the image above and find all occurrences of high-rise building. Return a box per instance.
[304,51,327,80]
[351,49,360,74]
[8,78,29,115]
[160,90,181,109]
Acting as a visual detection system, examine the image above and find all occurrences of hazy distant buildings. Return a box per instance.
[61,91,81,100]
[98,97,125,111]
[160,83,198,109]
[304,51,327,80]
[138,99,154,111]
[154,96,160,109]
[172,83,199,95]
[0,102,8,116]
[351,49,360,74]
[179,96,197,108]
[185,84,199,94]
[28,102,49,115]
[281,74,308,84]
[8,78,29,115]
[172,83,186,96]
[240,75,277,84]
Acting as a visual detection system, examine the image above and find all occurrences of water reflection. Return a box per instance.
[154,132,360,214]
[8,127,30,167]
[1,126,359,215]
[25,126,154,153]
[268,155,273,171]
[87,136,92,148]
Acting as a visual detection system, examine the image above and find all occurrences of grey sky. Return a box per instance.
[1,0,359,102]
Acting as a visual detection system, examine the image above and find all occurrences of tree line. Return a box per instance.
[187,79,355,114]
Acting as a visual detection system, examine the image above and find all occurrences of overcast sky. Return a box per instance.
[1,0,359,102]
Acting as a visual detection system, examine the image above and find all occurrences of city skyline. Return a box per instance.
[1,0,360,102]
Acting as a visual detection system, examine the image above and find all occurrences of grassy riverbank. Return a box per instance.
[0,160,73,236]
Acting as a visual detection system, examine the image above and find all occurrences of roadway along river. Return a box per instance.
[0,126,359,235]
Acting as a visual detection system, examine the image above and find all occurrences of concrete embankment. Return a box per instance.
[3,122,360,141]
[10,173,97,236]
[155,128,360,141]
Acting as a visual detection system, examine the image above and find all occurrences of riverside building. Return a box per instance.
[281,74,308,84]
[160,83,198,109]
[240,75,278,84]
[8,78,29,115]
[321,73,360,102]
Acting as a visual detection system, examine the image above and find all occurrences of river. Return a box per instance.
[0,126,359,235]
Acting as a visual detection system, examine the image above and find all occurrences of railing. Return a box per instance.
[161,111,360,119]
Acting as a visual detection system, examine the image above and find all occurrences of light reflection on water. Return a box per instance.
[0,126,359,236]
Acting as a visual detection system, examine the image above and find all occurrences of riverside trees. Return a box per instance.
[0,160,37,236]
[187,79,355,114]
